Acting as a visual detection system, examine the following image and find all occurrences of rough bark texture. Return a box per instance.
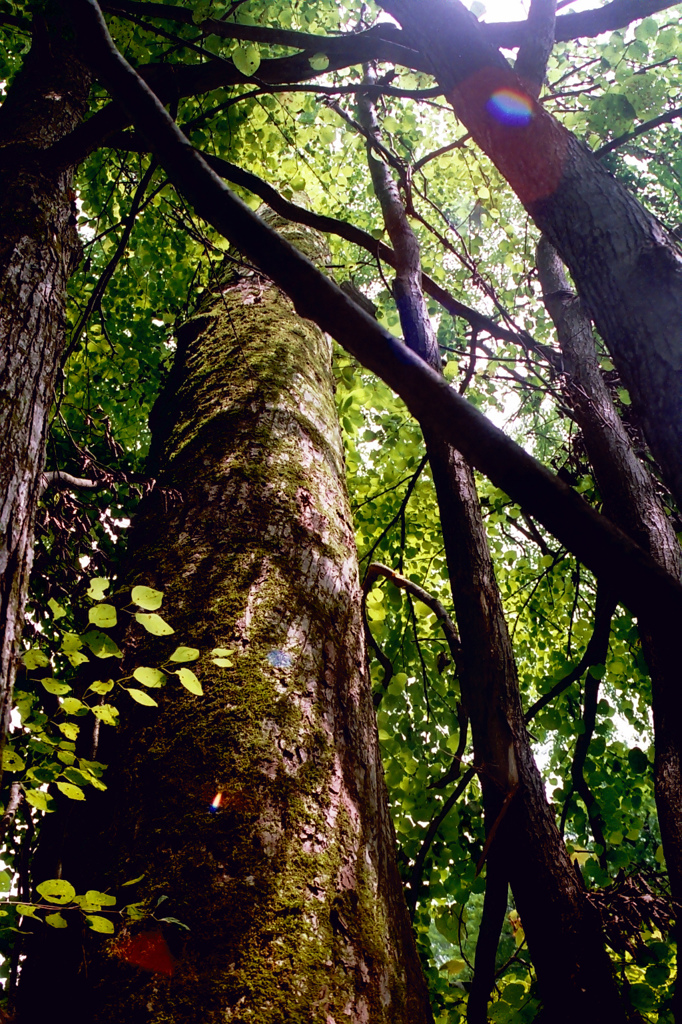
[0,13,90,757]
[379,0,682,514]
[358,88,633,1024]
[18,217,433,1024]
[537,237,682,1014]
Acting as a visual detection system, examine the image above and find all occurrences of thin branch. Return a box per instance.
[407,766,476,910]
[365,562,462,669]
[524,585,616,722]
[69,0,682,633]
[65,157,157,361]
[0,781,23,842]
[360,457,428,566]
[596,105,682,157]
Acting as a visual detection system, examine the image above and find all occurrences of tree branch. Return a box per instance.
[364,562,462,669]
[525,585,617,722]
[514,0,556,99]
[488,0,679,49]
[596,104,682,157]
[67,0,682,634]
[39,470,110,496]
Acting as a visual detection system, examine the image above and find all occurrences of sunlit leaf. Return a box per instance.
[131,585,164,610]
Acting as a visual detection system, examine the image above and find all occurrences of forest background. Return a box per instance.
[2,0,682,1021]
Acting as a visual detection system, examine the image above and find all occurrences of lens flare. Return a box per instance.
[210,792,223,812]
[486,89,534,127]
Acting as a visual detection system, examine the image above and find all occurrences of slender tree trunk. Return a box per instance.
[537,237,682,1016]
[379,0,682,513]
[0,12,90,758]
[356,83,635,1024]
[17,216,433,1024]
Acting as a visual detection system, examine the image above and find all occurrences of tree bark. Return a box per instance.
[357,84,635,1024]
[0,12,90,766]
[537,236,682,1015]
[17,216,433,1024]
[379,0,682,514]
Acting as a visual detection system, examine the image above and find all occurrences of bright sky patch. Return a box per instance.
[486,88,534,127]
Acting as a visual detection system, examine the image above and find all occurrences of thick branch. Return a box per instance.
[68,0,682,634]
[514,0,556,99]
[39,470,108,496]
[489,0,679,49]
[108,139,537,349]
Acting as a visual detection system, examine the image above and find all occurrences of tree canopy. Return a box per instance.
[2,0,682,1021]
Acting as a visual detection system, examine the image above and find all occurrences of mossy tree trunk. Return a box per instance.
[18,217,433,1024]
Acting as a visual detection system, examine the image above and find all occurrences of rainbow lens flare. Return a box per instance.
[486,89,534,127]
[210,792,223,812]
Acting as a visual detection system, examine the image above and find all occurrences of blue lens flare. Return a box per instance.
[486,89,534,127]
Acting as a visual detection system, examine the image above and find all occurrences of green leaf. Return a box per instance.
[87,577,110,600]
[628,746,649,773]
[88,604,117,628]
[176,668,203,696]
[66,650,89,668]
[58,722,80,741]
[83,630,123,659]
[0,869,12,892]
[86,914,115,934]
[2,747,25,772]
[232,43,260,76]
[89,680,114,695]
[440,958,465,975]
[91,705,119,726]
[131,585,164,610]
[123,901,146,919]
[42,678,71,695]
[22,649,49,670]
[135,613,174,636]
[308,52,329,71]
[24,790,53,812]
[36,879,76,905]
[86,890,116,907]
[60,697,87,715]
[126,688,159,707]
[56,781,86,801]
[75,889,116,911]
[158,915,190,930]
[16,902,39,919]
[45,912,68,929]
[61,633,83,652]
[48,597,66,620]
[168,646,200,662]
[133,666,166,687]
[210,647,233,667]
[122,874,145,887]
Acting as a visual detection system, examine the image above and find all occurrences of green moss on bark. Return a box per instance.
[20,219,433,1024]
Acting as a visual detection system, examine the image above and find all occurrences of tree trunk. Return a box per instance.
[17,216,433,1024]
[356,85,634,1024]
[0,12,90,758]
[537,237,682,1015]
[379,0,682,513]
